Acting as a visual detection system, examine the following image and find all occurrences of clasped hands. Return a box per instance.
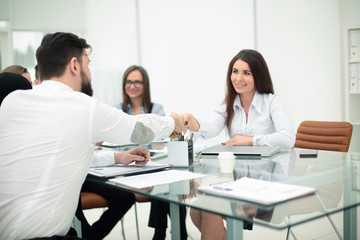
[170,112,199,138]
[170,113,253,145]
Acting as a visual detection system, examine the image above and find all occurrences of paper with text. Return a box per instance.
[198,177,316,205]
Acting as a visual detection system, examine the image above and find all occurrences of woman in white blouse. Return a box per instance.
[185,49,296,240]
[185,49,295,147]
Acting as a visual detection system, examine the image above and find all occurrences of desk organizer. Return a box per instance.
[167,140,193,167]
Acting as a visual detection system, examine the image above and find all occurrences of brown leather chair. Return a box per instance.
[81,192,109,210]
[295,121,353,152]
[287,120,353,240]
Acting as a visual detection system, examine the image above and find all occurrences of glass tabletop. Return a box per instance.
[86,148,360,230]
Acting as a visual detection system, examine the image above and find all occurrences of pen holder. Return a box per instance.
[167,140,194,167]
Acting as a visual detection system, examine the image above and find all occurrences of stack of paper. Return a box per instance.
[197,177,316,205]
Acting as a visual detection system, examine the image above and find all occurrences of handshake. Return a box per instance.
[170,112,200,137]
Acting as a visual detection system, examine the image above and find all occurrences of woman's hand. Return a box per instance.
[182,113,200,131]
[170,112,200,138]
[114,146,150,165]
[223,134,253,146]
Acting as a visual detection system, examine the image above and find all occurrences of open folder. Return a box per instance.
[197,177,316,206]
[88,161,170,178]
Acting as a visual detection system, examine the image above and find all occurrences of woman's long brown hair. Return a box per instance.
[225,49,274,130]
[122,65,152,113]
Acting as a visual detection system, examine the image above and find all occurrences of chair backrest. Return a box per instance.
[0,72,32,106]
[81,192,109,210]
[295,121,353,152]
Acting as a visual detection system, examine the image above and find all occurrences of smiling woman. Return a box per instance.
[183,49,296,240]
[117,65,165,116]
[183,49,295,148]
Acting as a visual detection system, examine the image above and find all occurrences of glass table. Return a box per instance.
[87,148,360,240]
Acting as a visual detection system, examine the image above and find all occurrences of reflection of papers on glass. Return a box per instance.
[101,141,168,149]
[99,142,168,160]
[109,169,205,189]
[149,149,168,160]
[88,161,170,178]
[197,177,316,206]
[100,141,137,148]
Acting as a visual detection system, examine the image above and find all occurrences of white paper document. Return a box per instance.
[197,177,316,205]
[109,169,205,189]
[88,161,170,178]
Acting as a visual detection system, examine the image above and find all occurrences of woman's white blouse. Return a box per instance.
[197,91,295,148]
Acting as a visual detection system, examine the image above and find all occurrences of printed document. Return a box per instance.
[197,177,316,205]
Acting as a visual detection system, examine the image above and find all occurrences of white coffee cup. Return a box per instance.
[218,152,235,173]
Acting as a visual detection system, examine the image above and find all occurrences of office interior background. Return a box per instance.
[0,0,359,149]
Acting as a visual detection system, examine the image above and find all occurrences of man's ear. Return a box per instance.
[69,57,79,75]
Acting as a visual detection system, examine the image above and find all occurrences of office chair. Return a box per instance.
[286,120,353,240]
[294,120,353,152]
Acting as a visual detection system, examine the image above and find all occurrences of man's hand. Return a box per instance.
[170,112,187,134]
[114,146,151,165]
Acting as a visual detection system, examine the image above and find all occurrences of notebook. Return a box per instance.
[200,145,281,157]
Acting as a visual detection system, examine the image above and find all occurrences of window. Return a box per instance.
[12,31,44,79]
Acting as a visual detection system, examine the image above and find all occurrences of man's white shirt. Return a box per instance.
[0,80,174,239]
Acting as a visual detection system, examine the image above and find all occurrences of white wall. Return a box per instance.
[256,0,341,129]
[3,0,354,142]
[86,0,342,132]
[138,0,254,119]
[85,0,139,106]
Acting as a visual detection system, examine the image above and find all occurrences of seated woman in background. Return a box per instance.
[183,49,295,240]
[116,65,165,115]
[1,65,33,85]
[117,65,187,240]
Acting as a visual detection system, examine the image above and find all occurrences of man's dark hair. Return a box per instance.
[36,32,91,81]
[34,64,40,80]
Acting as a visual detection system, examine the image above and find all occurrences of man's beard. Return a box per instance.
[80,70,93,97]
